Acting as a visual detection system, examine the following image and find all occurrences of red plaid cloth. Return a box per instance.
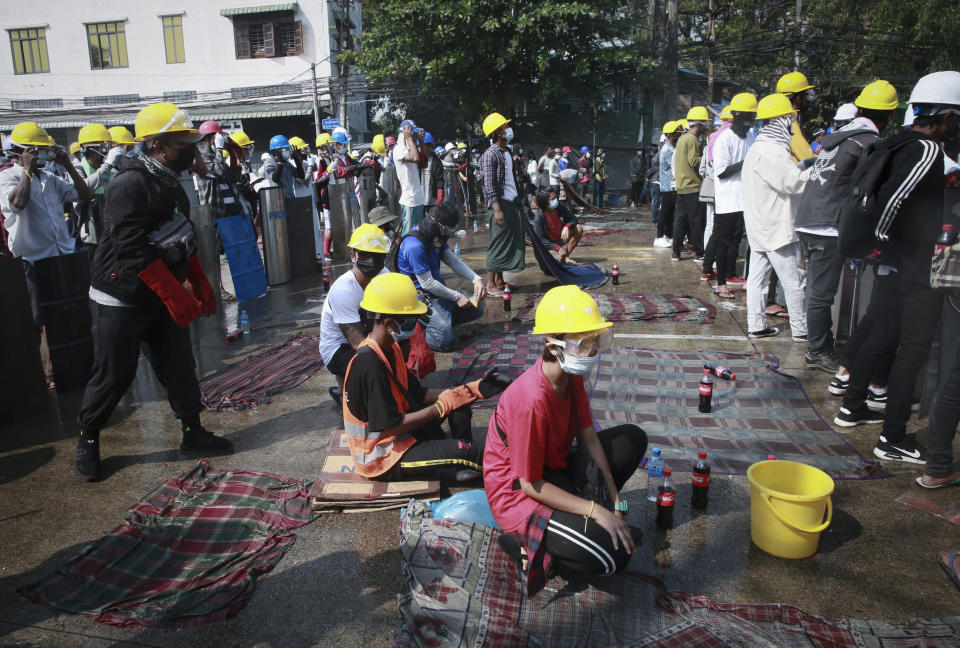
[513,503,555,597]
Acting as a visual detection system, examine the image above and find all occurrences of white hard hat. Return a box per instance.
[908,71,960,109]
[444,142,455,151]
[834,103,857,122]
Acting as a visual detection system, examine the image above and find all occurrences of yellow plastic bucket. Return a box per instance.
[746,460,834,559]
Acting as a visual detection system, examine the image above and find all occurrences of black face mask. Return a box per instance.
[167,144,196,173]
[731,113,755,138]
[355,254,385,278]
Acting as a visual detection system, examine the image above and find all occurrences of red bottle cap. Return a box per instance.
[663,468,672,476]
[698,451,707,459]
[945,224,954,231]
[767,454,777,460]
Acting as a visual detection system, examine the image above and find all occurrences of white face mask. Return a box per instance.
[549,198,559,209]
[554,347,599,376]
[503,127,514,142]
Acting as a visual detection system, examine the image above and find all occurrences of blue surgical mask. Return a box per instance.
[504,127,514,142]
[549,199,559,209]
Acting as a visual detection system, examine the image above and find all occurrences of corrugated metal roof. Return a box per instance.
[188,101,314,120]
[219,3,297,17]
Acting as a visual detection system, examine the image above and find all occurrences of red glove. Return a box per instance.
[187,254,217,316]
[435,385,477,417]
[138,258,202,327]
[405,322,436,378]
[435,189,445,205]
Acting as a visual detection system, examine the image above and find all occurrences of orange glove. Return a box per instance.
[435,385,477,417]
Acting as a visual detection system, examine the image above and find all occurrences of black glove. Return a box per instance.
[467,367,513,399]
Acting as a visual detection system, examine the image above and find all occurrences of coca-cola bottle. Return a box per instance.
[935,224,957,256]
[691,451,711,510]
[611,262,620,285]
[503,283,512,311]
[703,362,735,381]
[656,468,675,530]
[698,369,713,413]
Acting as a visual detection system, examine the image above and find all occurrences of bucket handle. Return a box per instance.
[761,493,833,535]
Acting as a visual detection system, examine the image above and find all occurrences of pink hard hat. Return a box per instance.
[562,146,572,153]
[199,120,224,136]
[385,136,397,146]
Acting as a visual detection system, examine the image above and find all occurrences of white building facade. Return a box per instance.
[0,0,367,146]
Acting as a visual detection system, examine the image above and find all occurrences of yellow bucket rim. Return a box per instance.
[747,459,835,501]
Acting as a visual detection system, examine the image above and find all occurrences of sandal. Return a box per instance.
[938,551,960,592]
[765,305,789,318]
[716,287,736,299]
[916,473,960,489]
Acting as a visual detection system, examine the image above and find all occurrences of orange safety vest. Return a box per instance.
[342,337,417,478]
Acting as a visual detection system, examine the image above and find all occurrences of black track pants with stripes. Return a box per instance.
[541,424,647,576]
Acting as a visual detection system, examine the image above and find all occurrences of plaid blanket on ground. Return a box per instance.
[445,334,881,478]
[396,503,960,648]
[19,461,318,629]
[200,333,324,411]
[513,292,715,324]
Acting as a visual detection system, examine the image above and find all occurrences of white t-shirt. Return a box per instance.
[527,159,538,185]
[538,155,558,188]
[503,151,518,201]
[392,138,424,207]
[318,268,385,364]
[713,128,755,215]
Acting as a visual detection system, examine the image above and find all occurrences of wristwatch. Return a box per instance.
[614,500,628,513]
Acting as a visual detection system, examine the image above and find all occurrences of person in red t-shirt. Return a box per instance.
[483,286,647,595]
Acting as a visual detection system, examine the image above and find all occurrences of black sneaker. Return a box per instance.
[834,406,884,428]
[76,436,101,481]
[805,350,840,373]
[866,390,887,411]
[180,426,235,453]
[749,327,779,339]
[873,434,925,464]
[329,386,343,408]
[828,376,849,396]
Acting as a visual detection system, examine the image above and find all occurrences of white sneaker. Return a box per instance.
[653,237,669,248]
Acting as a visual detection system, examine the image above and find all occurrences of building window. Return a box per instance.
[11,98,62,110]
[83,94,139,106]
[9,28,50,74]
[233,17,302,59]
[164,90,197,103]
[162,15,185,64]
[87,22,128,69]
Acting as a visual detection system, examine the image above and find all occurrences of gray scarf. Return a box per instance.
[137,152,180,188]
[756,116,794,150]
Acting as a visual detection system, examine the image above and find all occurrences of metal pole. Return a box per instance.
[794,0,802,69]
[311,62,321,137]
[338,0,350,133]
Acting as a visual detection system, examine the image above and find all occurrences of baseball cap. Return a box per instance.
[400,119,423,134]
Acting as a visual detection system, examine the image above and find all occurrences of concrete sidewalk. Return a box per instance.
[1,208,957,647]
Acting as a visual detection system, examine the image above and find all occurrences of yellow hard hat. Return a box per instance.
[10,121,52,147]
[78,123,113,146]
[854,80,899,111]
[482,112,510,137]
[662,120,676,134]
[370,133,385,155]
[532,285,612,336]
[728,92,759,113]
[456,141,467,150]
[348,223,390,254]
[108,126,135,145]
[360,272,428,315]
[756,93,796,120]
[69,142,81,155]
[231,131,254,147]
[288,136,308,150]
[720,106,733,120]
[134,102,199,141]
[776,71,814,94]
[686,106,710,121]
[679,119,689,130]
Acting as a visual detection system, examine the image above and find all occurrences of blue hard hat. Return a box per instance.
[331,131,349,145]
[433,145,444,156]
[579,145,590,153]
[423,132,434,144]
[269,134,290,151]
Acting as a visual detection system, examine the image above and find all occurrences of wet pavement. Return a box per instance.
[1,206,958,647]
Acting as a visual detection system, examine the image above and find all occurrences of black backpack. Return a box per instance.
[838,139,912,259]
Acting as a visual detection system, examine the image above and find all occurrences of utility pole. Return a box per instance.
[794,0,802,69]
[336,0,351,132]
[663,0,679,121]
[311,62,321,137]
[706,0,717,106]
[648,0,662,133]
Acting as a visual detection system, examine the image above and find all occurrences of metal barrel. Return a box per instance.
[327,177,354,259]
[34,250,93,391]
[258,186,292,285]
[356,166,377,224]
[187,204,220,306]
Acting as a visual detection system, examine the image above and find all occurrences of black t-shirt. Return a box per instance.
[345,348,427,432]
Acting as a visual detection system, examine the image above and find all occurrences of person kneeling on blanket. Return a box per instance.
[483,285,648,595]
[531,187,583,265]
[343,272,511,483]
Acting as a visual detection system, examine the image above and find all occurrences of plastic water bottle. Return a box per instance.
[240,310,250,335]
[473,218,479,233]
[646,448,664,502]
[454,241,461,256]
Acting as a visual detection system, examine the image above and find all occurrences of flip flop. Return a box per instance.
[938,551,960,593]
[486,287,505,297]
[716,288,736,299]
[766,308,789,318]
[915,475,960,489]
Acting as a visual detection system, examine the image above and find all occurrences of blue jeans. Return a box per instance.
[650,183,661,224]
[592,180,605,207]
[424,295,485,352]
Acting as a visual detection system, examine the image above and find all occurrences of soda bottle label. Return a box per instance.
[657,490,675,507]
[692,471,710,487]
[699,382,713,396]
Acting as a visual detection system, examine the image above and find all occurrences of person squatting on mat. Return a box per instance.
[318,224,390,407]
[483,286,648,596]
[75,102,233,482]
[531,187,583,265]
[342,273,511,483]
